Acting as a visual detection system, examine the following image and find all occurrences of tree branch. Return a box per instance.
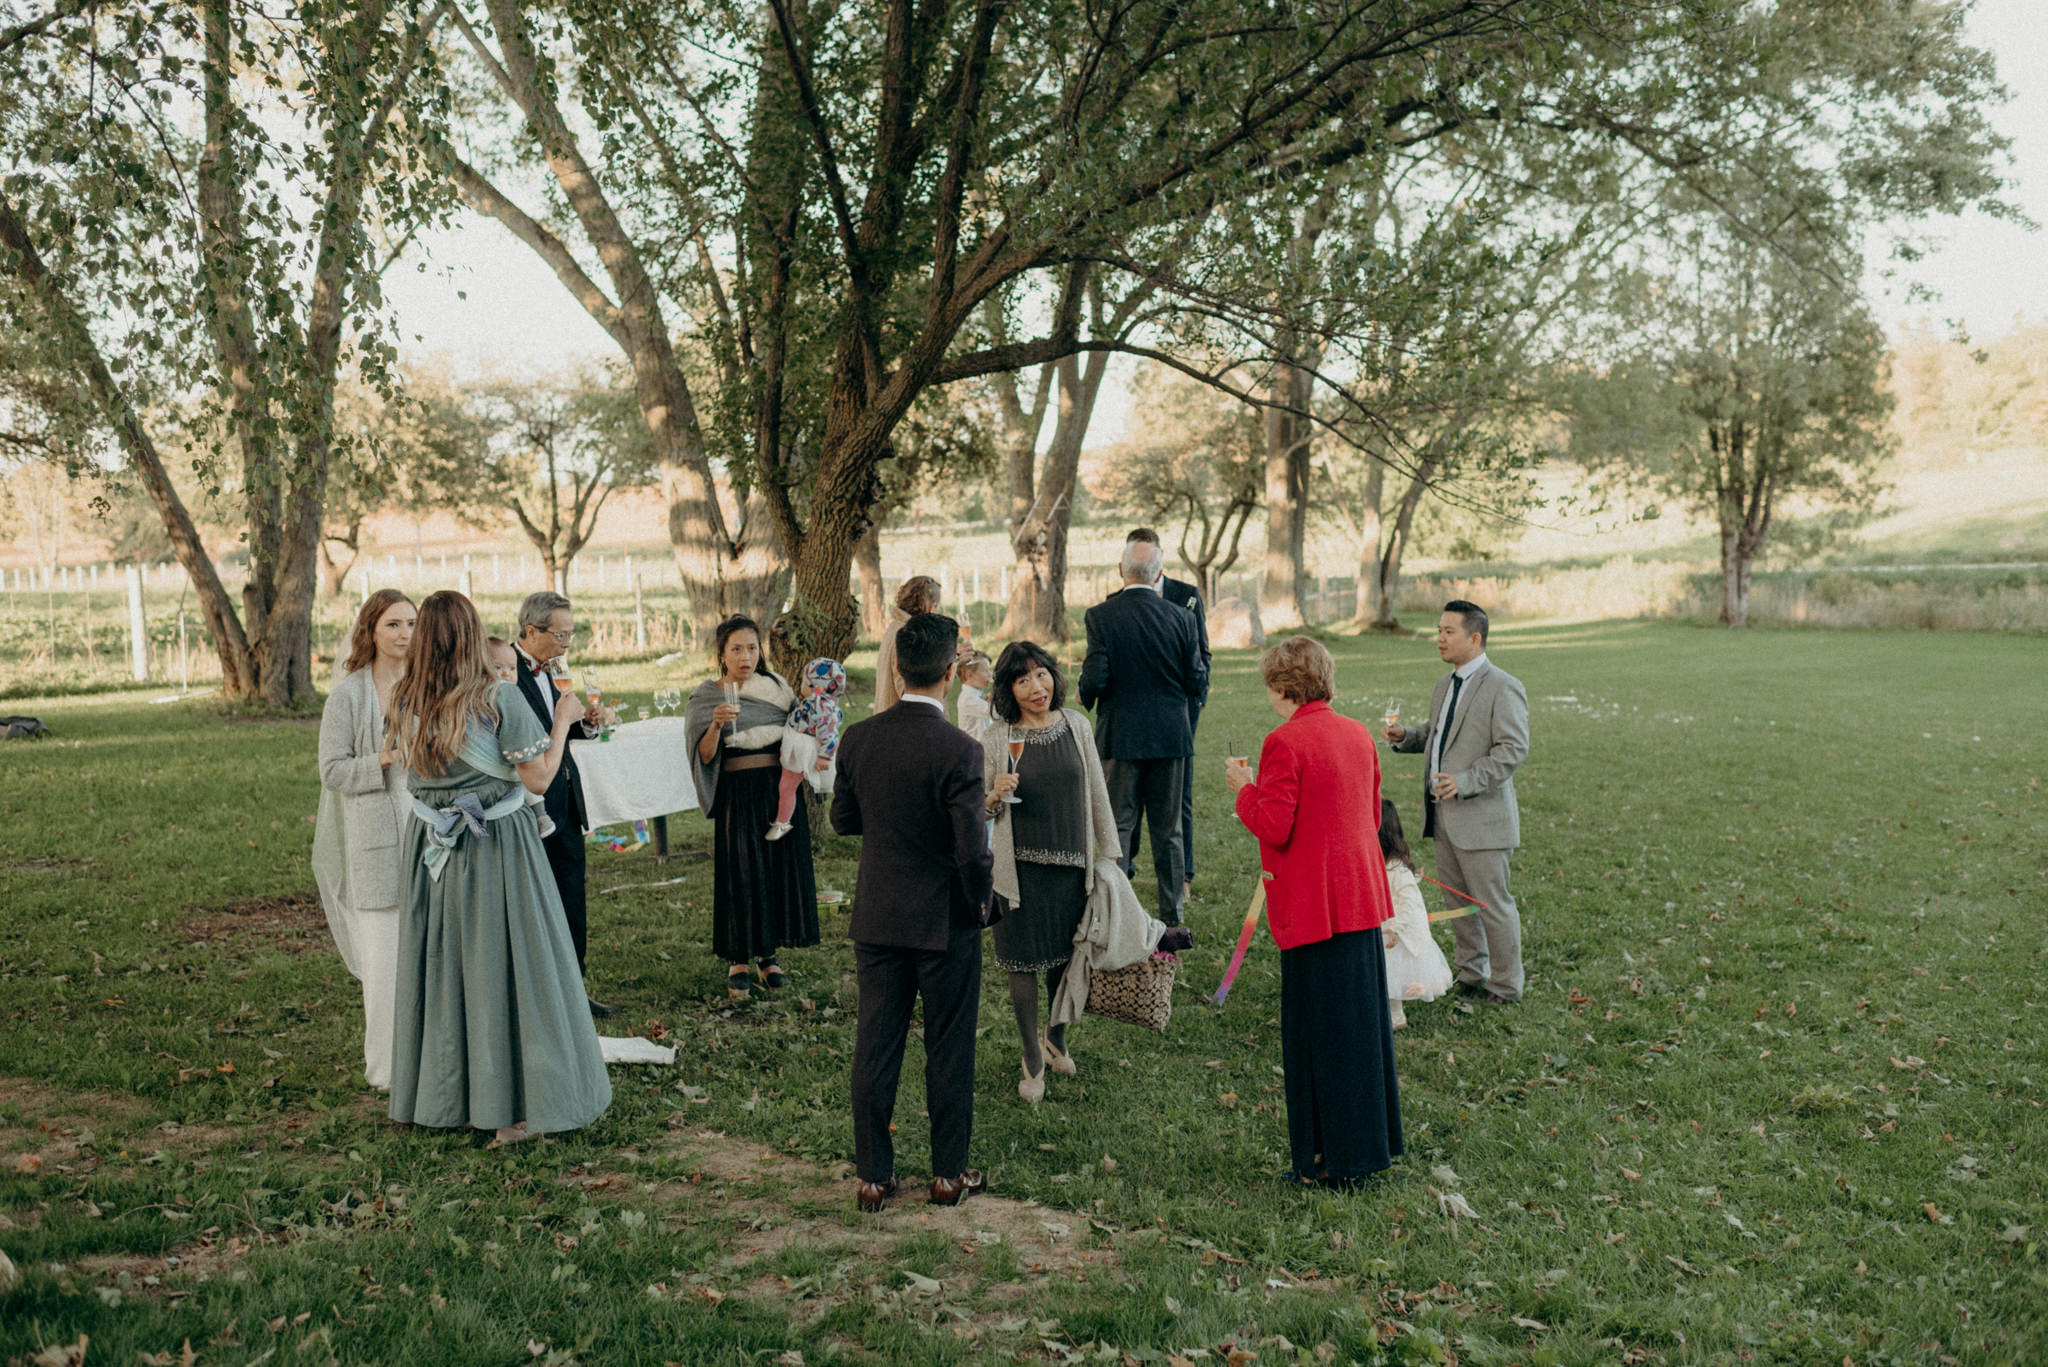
[763,0,864,289]
[443,152,631,351]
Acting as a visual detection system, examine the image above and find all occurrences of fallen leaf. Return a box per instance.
[902,1271,941,1294]
[694,1286,727,1305]
[1510,1316,1549,1331]
[1891,1056,1926,1071]
[1436,1191,1480,1220]
[1429,1164,1460,1186]
[1218,1093,1238,1108]
[1923,1203,1953,1226]
[11,1154,42,1175]
[1995,1224,2029,1244]
[29,1337,89,1367]
[1620,1167,1642,1181]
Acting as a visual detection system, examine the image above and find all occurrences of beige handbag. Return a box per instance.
[1084,952,1179,1033]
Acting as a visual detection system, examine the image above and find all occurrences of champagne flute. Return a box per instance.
[723,680,741,743]
[1003,727,1025,804]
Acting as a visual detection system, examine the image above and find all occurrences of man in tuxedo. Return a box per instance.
[1079,537,1208,926]
[1386,600,1530,1004]
[1120,527,1211,902]
[832,613,994,1212]
[509,590,614,1018]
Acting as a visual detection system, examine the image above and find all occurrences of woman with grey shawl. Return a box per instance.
[686,615,820,999]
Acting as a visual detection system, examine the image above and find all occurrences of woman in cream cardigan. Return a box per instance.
[980,641,1123,1100]
[312,589,416,1090]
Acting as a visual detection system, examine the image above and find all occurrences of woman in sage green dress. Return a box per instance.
[384,591,611,1145]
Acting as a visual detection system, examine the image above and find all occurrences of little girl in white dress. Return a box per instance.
[1378,799,1452,1028]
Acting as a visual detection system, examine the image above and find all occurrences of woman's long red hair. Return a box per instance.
[344,589,414,674]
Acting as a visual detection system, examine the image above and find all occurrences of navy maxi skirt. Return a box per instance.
[1279,928,1403,1184]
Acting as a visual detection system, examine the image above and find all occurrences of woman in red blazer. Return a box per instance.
[1227,636,1402,1186]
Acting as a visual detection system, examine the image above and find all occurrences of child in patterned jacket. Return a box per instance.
[767,658,846,842]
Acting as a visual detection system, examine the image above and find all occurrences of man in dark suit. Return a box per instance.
[1079,537,1209,926]
[831,613,994,1213]
[1120,527,1211,902]
[509,590,614,1018]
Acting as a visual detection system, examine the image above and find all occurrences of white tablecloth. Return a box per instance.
[571,717,699,832]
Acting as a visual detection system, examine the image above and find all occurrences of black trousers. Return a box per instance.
[540,821,588,975]
[1180,704,1202,878]
[1281,929,1403,1182]
[1106,755,1188,925]
[851,925,982,1183]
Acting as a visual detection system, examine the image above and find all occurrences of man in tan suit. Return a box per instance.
[1386,601,1530,1003]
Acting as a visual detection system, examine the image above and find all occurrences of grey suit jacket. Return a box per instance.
[1392,660,1528,851]
[311,667,411,961]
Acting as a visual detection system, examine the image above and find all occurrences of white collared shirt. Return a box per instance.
[1123,579,1163,595]
[1429,652,1489,783]
[899,691,946,710]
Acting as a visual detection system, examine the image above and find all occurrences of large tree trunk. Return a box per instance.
[459,0,742,643]
[1712,421,1771,627]
[1259,360,1313,630]
[1004,344,1110,643]
[853,521,888,638]
[1366,455,1438,630]
[1717,525,1751,627]
[1349,459,1385,628]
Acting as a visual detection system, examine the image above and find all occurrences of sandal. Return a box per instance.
[727,967,754,1001]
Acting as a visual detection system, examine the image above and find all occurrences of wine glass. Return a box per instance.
[1003,728,1025,804]
[723,680,741,742]
[1382,700,1402,730]
[636,703,651,723]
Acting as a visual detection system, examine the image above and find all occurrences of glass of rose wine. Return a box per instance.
[1382,700,1401,731]
[1003,729,1025,804]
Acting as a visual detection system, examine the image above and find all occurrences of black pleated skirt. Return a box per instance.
[709,754,820,963]
[1280,928,1403,1184]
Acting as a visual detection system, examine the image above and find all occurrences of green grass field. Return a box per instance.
[1,623,2043,1366]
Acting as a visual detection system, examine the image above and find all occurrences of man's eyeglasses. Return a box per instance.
[546,627,576,643]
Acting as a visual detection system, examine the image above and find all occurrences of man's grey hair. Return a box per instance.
[517,590,573,635]
[1120,539,1163,584]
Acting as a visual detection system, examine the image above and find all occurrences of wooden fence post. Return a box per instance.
[125,565,147,682]
[633,571,647,651]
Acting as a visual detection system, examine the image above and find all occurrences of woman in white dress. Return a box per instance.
[312,589,416,1089]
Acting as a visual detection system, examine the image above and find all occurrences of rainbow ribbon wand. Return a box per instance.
[1419,872,1489,923]
[1213,876,1272,1006]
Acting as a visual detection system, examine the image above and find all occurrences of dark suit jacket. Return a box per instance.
[831,700,994,952]
[1078,585,1209,760]
[1160,575,1210,726]
[512,654,590,835]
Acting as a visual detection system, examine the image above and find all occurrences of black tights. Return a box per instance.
[1007,964,1068,1075]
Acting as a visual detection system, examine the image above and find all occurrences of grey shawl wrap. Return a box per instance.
[685,674,796,813]
[1048,856,1167,1027]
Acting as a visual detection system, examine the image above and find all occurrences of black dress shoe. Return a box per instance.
[928,1170,985,1206]
[1478,990,1518,1006]
[587,998,616,1018]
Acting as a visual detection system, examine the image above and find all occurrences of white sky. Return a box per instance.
[382,0,2048,443]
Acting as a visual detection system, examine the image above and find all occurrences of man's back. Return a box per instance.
[1078,588,1207,759]
[833,703,993,951]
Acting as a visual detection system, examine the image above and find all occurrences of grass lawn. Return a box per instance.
[1,621,2042,1366]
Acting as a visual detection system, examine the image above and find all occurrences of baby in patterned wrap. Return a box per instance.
[767,658,845,842]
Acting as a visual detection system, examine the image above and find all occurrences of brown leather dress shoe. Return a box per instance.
[928,1170,986,1206]
[855,1178,897,1213]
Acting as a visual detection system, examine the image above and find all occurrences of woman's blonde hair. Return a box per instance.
[344,589,414,674]
[895,575,942,616]
[1260,635,1335,704]
[386,591,499,778]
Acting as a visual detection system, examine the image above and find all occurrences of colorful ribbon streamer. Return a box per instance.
[1418,870,1489,922]
[1212,878,1270,1005]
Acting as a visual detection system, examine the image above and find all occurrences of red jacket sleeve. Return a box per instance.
[1233,731,1300,847]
